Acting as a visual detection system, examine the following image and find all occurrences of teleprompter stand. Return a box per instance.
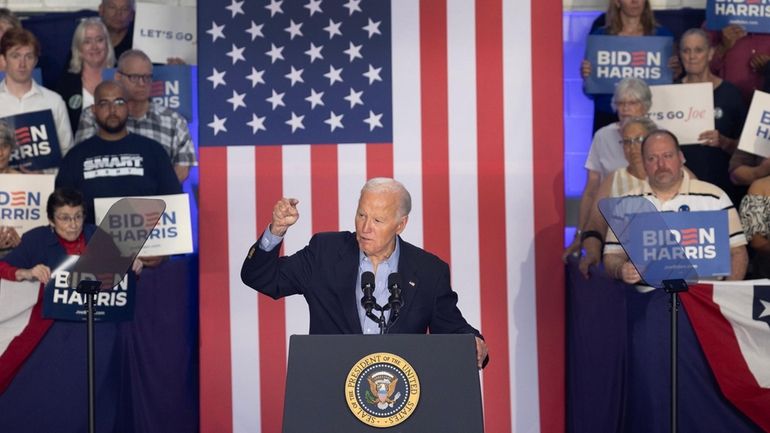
[599,196,704,433]
[662,278,689,433]
[70,198,166,433]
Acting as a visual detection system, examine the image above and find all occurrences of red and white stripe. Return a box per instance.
[199,0,564,432]
[681,282,770,431]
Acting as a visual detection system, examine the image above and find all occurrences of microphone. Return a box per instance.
[360,271,376,313]
[387,273,403,318]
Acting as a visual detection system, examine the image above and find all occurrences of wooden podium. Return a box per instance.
[282,334,484,433]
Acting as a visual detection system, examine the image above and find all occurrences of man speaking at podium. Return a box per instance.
[241,178,488,369]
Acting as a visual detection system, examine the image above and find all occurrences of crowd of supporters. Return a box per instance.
[0,0,196,258]
[566,0,770,281]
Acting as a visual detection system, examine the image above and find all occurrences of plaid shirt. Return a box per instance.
[75,101,197,166]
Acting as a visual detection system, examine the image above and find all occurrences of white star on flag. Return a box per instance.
[208,115,227,135]
[207,68,226,89]
[226,44,245,65]
[324,65,343,85]
[227,90,247,111]
[246,21,264,41]
[323,19,342,39]
[760,300,770,319]
[304,0,323,16]
[344,42,363,62]
[343,0,362,16]
[266,43,285,64]
[247,113,267,133]
[324,111,344,131]
[363,110,383,131]
[286,112,305,133]
[285,20,303,40]
[363,64,382,84]
[246,67,265,87]
[206,22,225,42]
[344,87,363,108]
[305,42,324,63]
[265,0,284,17]
[267,89,286,110]
[362,19,381,38]
[225,0,244,18]
[285,66,305,86]
[305,88,325,109]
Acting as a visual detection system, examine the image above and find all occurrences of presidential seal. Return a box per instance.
[345,352,420,428]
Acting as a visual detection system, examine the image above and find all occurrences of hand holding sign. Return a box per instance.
[0,226,20,249]
[15,264,51,284]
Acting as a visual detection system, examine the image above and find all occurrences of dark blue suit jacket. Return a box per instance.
[241,231,482,337]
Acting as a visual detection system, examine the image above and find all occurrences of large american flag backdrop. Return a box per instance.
[197,0,564,432]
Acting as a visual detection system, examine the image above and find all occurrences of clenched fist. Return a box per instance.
[270,198,300,237]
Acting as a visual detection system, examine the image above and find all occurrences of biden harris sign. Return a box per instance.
[94,193,193,257]
[625,210,731,281]
[706,0,770,34]
[584,35,674,94]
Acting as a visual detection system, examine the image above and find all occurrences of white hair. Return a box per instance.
[361,178,412,217]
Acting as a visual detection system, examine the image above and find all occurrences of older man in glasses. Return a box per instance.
[57,80,180,225]
[74,50,196,182]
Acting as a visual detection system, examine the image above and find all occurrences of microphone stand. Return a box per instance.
[364,304,388,335]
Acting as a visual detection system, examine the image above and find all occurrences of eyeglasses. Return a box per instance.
[118,70,153,84]
[620,136,645,146]
[95,98,127,109]
[54,213,84,224]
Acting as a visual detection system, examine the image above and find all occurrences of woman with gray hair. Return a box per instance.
[563,77,653,261]
[55,17,116,134]
[0,120,21,253]
[677,28,748,206]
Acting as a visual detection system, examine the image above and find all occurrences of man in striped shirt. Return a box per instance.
[603,129,748,284]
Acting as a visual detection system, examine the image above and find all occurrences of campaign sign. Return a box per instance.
[737,90,770,158]
[0,68,43,84]
[649,83,715,145]
[94,193,192,256]
[104,65,193,120]
[42,255,135,321]
[3,110,63,170]
[625,210,730,281]
[705,0,770,34]
[0,174,54,236]
[584,35,674,94]
[133,3,197,64]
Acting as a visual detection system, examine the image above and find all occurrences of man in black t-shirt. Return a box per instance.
[55,80,180,226]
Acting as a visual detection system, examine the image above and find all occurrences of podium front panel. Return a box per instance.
[283,334,483,433]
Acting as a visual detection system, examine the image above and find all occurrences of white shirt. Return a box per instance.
[0,79,74,159]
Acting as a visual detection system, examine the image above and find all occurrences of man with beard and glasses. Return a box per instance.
[55,80,180,225]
